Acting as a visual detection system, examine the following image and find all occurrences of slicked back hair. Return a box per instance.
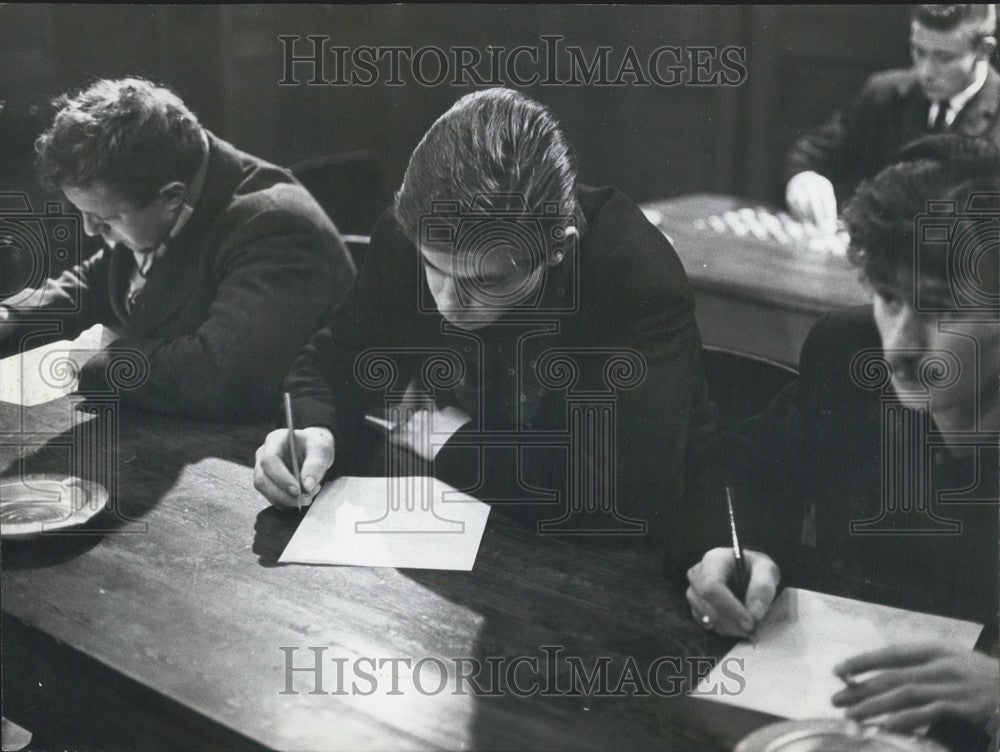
[912,4,998,44]
[393,88,585,253]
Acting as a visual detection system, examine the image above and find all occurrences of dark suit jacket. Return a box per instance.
[679,307,997,624]
[2,132,355,419]
[784,65,1000,206]
[286,185,713,546]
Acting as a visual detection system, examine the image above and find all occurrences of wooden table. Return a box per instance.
[641,194,870,367]
[1,397,776,751]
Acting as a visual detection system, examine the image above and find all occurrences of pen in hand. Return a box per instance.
[726,485,750,608]
[283,392,304,513]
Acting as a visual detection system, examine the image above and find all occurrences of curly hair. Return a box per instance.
[844,134,1000,289]
[35,77,205,206]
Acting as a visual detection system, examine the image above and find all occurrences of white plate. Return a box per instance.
[736,719,948,752]
[0,475,108,537]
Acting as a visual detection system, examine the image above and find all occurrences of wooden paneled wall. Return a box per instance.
[1,5,921,226]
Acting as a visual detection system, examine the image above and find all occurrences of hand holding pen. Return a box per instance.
[283,393,306,512]
[685,487,782,637]
[251,394,335,510]
[726,486,750,603]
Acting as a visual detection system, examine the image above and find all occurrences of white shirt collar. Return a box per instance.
[928,60,990,128]
[130,131,211,270]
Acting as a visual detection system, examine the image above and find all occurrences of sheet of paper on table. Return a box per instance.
[0,324,113,407]
[694,587,983,720]
[279,475,491,571]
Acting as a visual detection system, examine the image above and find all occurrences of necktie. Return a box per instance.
[126,246,165,314]
[930,101,949,133]
[122,131,210,316]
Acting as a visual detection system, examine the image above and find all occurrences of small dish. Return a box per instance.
[0,474,108,537]
[736,719,948,752]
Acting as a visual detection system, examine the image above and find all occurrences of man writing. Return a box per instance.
[254,88,711,545]
[785,4,999,231]
[0,77,354,419]
[688,135,999,733]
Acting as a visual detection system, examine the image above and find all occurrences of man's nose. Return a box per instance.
[915,58,938,83]
[885,306,930,352]
[80,214,105,237]
[433,278,464,312]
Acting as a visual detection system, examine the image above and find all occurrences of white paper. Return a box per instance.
[0,324,114,406]
[694,587,983,720]
[278,475,491,571]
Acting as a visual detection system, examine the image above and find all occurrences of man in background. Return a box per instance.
[0,77,354,419]
[784,4,999,231]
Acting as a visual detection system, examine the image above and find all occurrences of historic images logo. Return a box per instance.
[278,35,748,88]
[279,646,747,698]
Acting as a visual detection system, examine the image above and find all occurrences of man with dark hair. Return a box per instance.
[254,88,711,549]
[0,78,355,419]
[784,4,999,231]
[686,134,999,733]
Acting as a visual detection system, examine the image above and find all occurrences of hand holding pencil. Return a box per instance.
[687,547,781,637]
[251,394,335,510]
[685,488,782,637]
[283,393,306,512]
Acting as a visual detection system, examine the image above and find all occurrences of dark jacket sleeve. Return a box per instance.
[1,249,109,353]
[593,222,712,549]
[79,205,354,419]
[783,109,851,186]
[783,75,880,197]
[282,212,400,466]
[718,312,869,572]
[662,311,843,587]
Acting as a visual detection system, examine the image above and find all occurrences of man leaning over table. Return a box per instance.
[0,77,354,419]
[684,135,1000,734]
[784,4,1000,232]
[253,87,712,547]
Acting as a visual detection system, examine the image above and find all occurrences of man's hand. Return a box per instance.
[686,547,781,637]
[786,170,838,232]
[253,426,334,509]
[832,642,1000,732]
[389,405,471,462]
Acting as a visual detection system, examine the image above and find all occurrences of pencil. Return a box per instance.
[726,486,749,603]
[283,392,303,512]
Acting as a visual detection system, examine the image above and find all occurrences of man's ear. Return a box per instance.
[974,35,997,61]
[158,181,188,210]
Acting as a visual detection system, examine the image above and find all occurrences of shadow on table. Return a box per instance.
[396,513,752,752]
[243,431,770,750]
[251,505,299,566]
[2,404,265,571]
[250,426,395,567]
